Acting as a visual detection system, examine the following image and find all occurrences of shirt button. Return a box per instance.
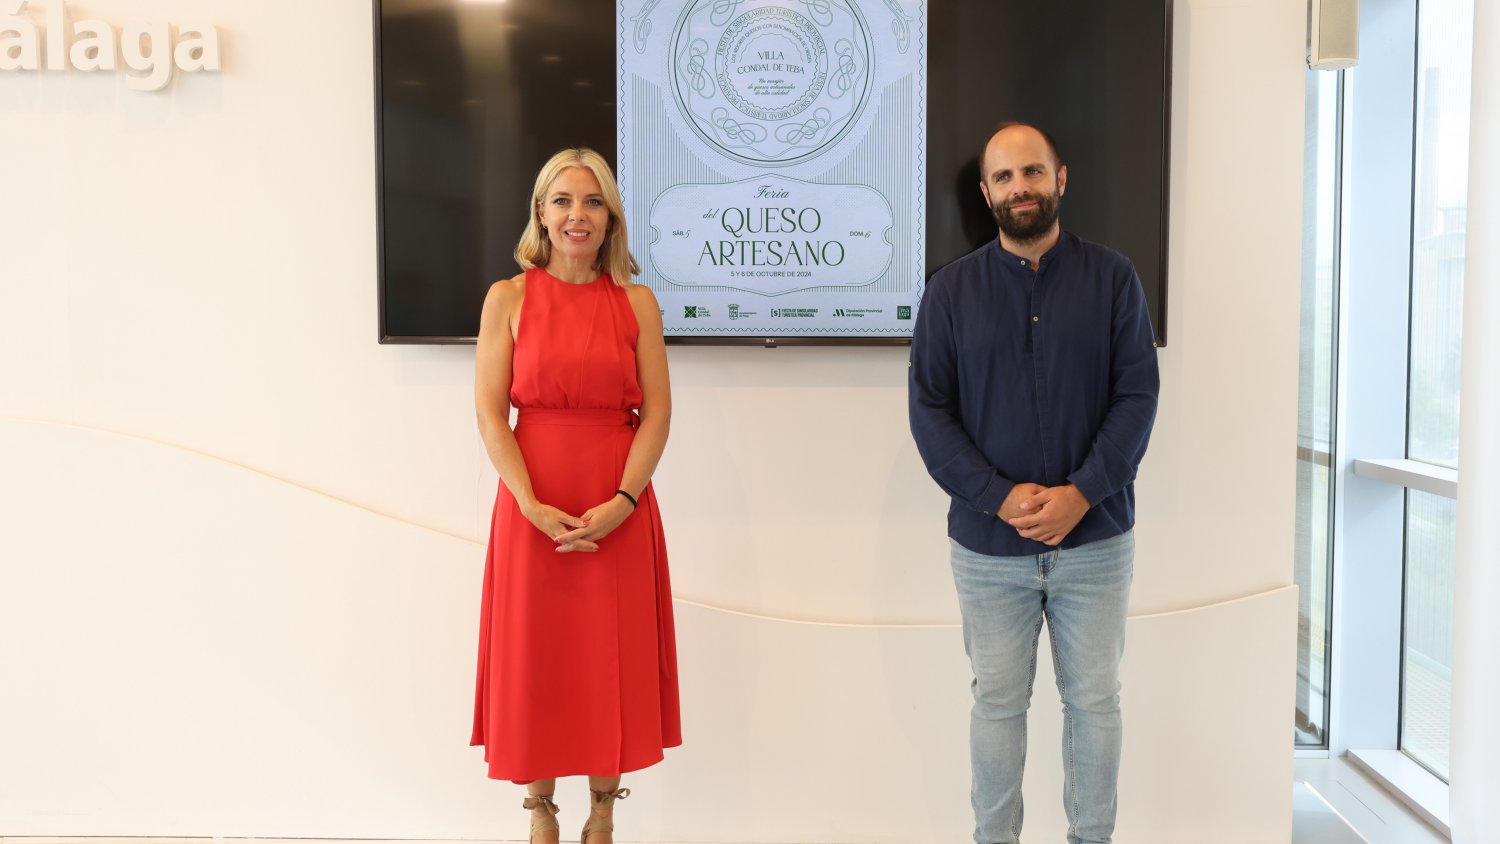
[1032,315,1040,322]
[1020,260,1028,267]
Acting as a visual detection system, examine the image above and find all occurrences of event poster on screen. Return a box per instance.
[618,0,926,338]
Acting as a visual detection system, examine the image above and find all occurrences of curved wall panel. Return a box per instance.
[0,420,1293,841]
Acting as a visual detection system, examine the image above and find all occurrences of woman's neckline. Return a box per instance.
[540,264,605,286]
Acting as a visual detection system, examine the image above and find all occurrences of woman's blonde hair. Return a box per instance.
[515,147,641,287]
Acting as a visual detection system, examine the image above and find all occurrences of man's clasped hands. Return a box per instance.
[999,483,1091,547]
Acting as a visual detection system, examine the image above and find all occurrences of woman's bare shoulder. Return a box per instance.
[623,281,658,307]
[623,282,663,335]
[489,271,527,297]
[480,272,527,330]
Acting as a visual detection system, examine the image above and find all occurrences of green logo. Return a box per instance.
[897,305,912,320]
[684,306,700,318]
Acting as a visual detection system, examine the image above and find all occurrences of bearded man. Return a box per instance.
[908,122,1160,844]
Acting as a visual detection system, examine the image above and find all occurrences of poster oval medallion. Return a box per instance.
[671,0,873,166]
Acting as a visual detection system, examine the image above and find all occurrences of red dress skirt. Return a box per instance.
[470,268,681,781]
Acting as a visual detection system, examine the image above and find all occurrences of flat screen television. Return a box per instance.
[375,0,1170,345]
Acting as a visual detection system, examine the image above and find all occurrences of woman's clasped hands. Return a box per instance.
[521,495,635,553]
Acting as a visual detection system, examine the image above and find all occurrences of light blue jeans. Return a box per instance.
[949,530,1134,844]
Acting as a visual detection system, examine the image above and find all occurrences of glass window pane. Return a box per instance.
[1398,0,1471,781]
[1293,69,1340,748]
[1400,490,1455,780]
[1406,0,1473,467]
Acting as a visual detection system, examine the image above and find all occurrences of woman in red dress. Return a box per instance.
[471,148,680,844]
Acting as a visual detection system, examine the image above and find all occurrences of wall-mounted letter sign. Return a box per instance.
[0,0,221,91]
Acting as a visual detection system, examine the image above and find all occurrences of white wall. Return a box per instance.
[1452,0,1500,839]
[0,1,1306,841]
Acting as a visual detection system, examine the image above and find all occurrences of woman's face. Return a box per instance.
[538,166,611,265]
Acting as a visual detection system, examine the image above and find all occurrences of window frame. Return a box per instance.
[1303,0,1465,829]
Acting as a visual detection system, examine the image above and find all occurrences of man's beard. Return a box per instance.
[991,186,1061,243]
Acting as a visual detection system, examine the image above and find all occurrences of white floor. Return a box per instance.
[0,760,1451,844]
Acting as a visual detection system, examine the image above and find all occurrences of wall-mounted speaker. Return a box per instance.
[1309,0,1359,70]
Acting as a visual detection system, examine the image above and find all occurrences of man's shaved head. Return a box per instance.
[980,122,1063,177]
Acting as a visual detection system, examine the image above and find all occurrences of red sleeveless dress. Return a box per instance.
[471,268,681,782]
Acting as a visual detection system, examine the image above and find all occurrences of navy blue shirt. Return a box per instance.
[908,231,1160,556]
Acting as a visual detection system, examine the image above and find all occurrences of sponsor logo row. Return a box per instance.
[681,305,913,320]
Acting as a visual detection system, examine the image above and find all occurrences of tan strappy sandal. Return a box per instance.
[521,794,560,844]
[580,787,631,844]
